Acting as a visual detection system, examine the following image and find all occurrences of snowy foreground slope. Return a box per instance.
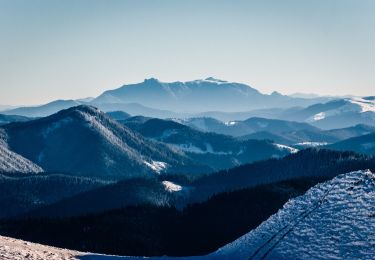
[0,235,83,260]
[212,170,375,259]
[1,170,374,259]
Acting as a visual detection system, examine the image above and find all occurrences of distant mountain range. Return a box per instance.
[175,117,375,147]
[121,116,293,170]
[3,100,83,118]
[2,78,374,131]
[2,77,331,116]
[93,77,331,113]
[177,117,319,137]
[279,97,375,129]
[0,114,31,125]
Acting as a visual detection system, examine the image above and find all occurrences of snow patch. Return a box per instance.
[144,160,168,174]
[274,143,299,153]
[225,121,237,126]
[295,141,329,147]
[349,97,375,113]
[308,112,326,122]
[162,181,182,192]
[170,143,231,155]
[194,77,230,85]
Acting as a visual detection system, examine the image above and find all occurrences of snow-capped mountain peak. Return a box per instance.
[348,97,375,113]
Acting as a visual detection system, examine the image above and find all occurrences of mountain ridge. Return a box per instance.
[1,105,208,179]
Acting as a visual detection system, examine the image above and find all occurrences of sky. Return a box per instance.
[0,0,374,106]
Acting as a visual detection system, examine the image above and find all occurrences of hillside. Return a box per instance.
[1,106,207,179]
[280,97,375,129]
[327,133,375,155]
[0,174,111,218]
[191,148,375,202]
[13,149,375,221]
[213,170,375,259]
[122,117,292,170]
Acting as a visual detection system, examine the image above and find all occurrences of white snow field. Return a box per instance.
[0,235,84,260]
[1,170,374,260]
[213,170,375,260]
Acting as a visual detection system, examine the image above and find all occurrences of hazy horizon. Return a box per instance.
[1,0,374,106]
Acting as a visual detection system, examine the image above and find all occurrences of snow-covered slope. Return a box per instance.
[0,130,43,173]
[282,97,375,129]
[0,235,83,260]
[213,170,375,259]
[0,143,43,174]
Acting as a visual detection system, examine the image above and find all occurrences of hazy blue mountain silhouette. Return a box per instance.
[3,100,82,117]
[0,114,32,125]
[93,77,330,112]
[1,78,337,119]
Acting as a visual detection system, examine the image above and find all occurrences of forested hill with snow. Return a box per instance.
[1,105,209,179]
[212,170,375,259]
[74,170,374,259]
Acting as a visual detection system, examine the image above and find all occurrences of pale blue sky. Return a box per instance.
[1,0,374,105]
